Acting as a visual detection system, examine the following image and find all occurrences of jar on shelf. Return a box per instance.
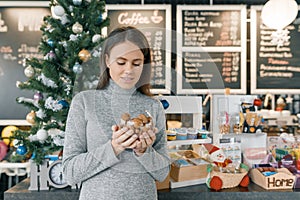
[175,128,187,140]
[218,111,230,134]
[197,126,209,139]
[187,128,197,139]
[231,113,241,134]
[166,129,176,141]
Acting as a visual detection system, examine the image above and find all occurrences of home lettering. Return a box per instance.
[267,177,294,188]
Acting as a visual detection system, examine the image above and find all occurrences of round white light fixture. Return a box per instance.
[261,0,298,30]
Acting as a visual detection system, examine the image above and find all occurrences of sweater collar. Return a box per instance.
[107,79,137,96]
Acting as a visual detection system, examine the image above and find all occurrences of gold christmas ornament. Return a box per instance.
[26,111,36,124]
[72,22,83,34]
[78,49,91,62]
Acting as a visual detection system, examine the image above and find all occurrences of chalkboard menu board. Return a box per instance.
[250,6,300,94]
[105,5,172,94]
[176,5,247,94]
[0,2,50,120]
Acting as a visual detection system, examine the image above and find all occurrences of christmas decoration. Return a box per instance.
[16,145,27,155]
[47,39,54,47]
[286,95,293,104]
[36,109,46,119]
[203,143,232,167]
[1,126,18,146]
[36,129,48,141]
[60,14,70,25]
[96,14,103,25]
[58,100,69,108]
[37,73,58,88]
[92,34,101,43]
[78,49,91,62]
[73,62,83,74]
[72,22,83,34]
[12,139,20,148]
[253,98,262,107]
[16,81,22,88]
[24,66,35,78]
[53,5,65,17]
[45,97,63,112]
[14,0,109,164]
[26,111,36,124]
[270,29,291,47]
[73,0,83,6]
[0,141,8,161]
[33,92,44,101]
[160,99,170,110]
[45,50,56,60]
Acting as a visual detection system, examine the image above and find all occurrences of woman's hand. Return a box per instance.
[111,125,138,156]
[133,128,158,156]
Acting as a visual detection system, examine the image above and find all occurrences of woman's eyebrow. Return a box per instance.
[116,57,143,62]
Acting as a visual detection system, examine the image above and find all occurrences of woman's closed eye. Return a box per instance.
[117,61,126,65]
[116,59,142,67]
[133,62,142,67]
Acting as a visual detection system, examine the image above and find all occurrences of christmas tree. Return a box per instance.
[13,0,109,164]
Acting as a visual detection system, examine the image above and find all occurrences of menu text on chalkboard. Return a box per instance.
[251,6,300,94]
[182,10,241,47]
[0,2,50,119]
[176,5,247,94]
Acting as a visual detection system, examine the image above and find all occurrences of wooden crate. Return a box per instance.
[155,173,170,190]
[250,168,295,190]
[170,163,208,182]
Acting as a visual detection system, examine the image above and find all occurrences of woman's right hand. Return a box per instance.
[111,125,138,156]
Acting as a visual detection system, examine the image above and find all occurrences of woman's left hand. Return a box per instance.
[133,128,158,156]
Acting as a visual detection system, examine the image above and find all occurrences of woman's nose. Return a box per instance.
[124,62,133,72]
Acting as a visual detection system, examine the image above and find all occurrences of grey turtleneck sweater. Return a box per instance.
[62,80,170,200]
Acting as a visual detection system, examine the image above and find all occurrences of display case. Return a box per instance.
[158,96,212,188]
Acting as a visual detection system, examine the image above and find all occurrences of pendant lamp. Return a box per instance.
[261,0,298,30]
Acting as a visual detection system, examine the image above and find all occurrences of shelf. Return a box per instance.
[0,120,31,126]
[167,138,212,146]
[169,177,206,188]
[218,132,266,138]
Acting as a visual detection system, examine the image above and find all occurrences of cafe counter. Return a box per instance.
[4,178,300,200]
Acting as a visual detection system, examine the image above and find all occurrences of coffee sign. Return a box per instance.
[105,5,172,94]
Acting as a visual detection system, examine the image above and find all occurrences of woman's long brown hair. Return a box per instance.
[96,26,153,96]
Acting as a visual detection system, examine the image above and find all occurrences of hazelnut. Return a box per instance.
[138,114,149,124]
[132,118,143,128]
[121,113,131,121]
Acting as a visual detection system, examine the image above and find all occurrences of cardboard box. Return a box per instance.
[250,168,295,190]
[170,162,208,182]
[155,174,170,190]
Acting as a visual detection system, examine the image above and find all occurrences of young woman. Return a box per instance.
[62,26,170,200]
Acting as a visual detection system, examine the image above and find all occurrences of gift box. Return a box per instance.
[250,167,295,190]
